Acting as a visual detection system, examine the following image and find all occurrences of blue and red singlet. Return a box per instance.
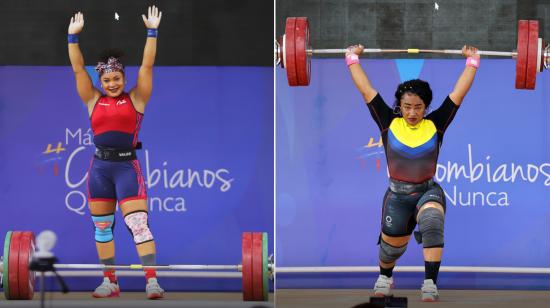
[87,93,147,205]
[91,93,143,149]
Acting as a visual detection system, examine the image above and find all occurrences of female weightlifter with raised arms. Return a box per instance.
[346,44,479,301]
[68,6,164,299]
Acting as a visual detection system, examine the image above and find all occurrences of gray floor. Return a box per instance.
[0,292,274,308]
[4,289,550,307]
[276,289,550,308]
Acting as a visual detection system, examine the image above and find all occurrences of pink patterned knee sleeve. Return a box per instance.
[124,211,154,244]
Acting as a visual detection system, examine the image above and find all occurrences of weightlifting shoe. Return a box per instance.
[373,274,394,296]
[92,277,120,298]
[421,279,440,302]
[146,278,165,299]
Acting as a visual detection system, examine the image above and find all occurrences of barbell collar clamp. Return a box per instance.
[274,40,281,66]
[545,43,550,69]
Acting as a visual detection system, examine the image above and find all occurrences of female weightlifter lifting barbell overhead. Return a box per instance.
[346,44,479,302]
[67,6,164,299]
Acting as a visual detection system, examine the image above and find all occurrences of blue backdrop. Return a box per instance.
[0,66,273,291]
[276,59,550,289]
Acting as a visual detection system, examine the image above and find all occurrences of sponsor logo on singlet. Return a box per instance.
[116,99,127,106]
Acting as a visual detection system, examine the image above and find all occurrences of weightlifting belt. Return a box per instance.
[94,147,136,161]
[389,178,434,194]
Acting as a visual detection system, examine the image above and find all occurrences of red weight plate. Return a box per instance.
[29,232,36,300]
[251,232,264,301]
[515,20,529,89]
[285,17,298,86]
[242,232,253,301]
[295,17,311,86]
[525,20,539,89]
[305,20,311,85]
[18,232,35,300]
[8,231,21,299]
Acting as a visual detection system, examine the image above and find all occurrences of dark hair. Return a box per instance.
[97,48,125,71]
[394,79,432,109]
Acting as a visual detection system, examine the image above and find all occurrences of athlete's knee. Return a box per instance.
[92,214,115,243]
[124,211,154,244]
[417,207,445,248]
[379,238,407,263]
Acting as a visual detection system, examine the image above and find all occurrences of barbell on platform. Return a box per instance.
[0,231,272,301]
[6,229,550,301]
[276,17,550,89]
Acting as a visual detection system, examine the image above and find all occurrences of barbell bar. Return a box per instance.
[46,270,244,278]
[275,266,550,274]
[276,17,550,90]
[307,48,517,57]
[51,264,242,270]
[0,231,272,301]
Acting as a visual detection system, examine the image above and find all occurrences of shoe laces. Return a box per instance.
[375,275,392,287]
[146,278,163,292]
[422,280,438,293]
[97,278,118,292]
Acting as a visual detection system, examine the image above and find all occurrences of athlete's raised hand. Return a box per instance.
[142,5,162,29]
[68,12,84,34]
[346,44,364,56]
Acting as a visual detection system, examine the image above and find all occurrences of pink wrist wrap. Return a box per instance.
[346,53,359,66]
[466,56,480,68]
